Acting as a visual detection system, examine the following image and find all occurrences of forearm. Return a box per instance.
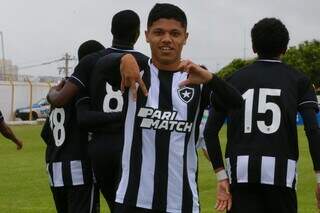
[1,124,19,143]
[203,109,226,170]
[207,74,243,110]
[300,108,320,170]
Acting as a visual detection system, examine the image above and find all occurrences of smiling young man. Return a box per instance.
[91,3,242,213]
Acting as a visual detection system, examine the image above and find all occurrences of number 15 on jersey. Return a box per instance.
[243,88,281,134]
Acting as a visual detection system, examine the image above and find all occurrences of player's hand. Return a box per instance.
[215,179,232,212]
[15,139,23,150]
[178,60,213,87]
[315,183,320,209]
[120,54,148,101]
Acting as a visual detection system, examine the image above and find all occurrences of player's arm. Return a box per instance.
[298,76,320,209]
[178,60,243,110]
[75,96,122,130]
[47,55,95,107]
[0,120,23,150]
[203,108,231,211]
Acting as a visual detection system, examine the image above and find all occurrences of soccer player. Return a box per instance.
[204,18,320,213]
[83,10,146,212]
[90,3,242,212]
[40,40,104,213]
[0,110,23,150]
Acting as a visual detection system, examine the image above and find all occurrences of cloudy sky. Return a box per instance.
[0,0,319,77]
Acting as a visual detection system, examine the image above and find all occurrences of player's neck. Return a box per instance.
[258,55,281,60]
[112,39,134,50]
[152,59,180,71]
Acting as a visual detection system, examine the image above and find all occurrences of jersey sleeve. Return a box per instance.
[298,76,319,113]
[202,75,243,111]
[75,96,123,131]
[41,117,52,145]
[203,107,227,170]
[69,54,99,89]
[0,110,3,122]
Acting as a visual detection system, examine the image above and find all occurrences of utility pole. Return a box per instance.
[0,31,6,77]
[58,53,74,77]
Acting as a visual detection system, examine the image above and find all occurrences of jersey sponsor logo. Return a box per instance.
[137,107,193,132]
[177,87,194,103]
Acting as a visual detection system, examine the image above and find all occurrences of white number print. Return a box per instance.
[243,88,281,134]
[103,83,123,113]
[49,108,66,147]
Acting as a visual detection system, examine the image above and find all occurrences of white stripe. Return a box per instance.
[236,156,249,183]
[70,75,85,87]
[225,158,232,183]
[116,87,137,203]
[52,162,64,187]
[89,183,95,213]
[166,72,186,212]
[298,100,318,106]
[286,159,297,188]
[186,83,201,213]
[257,59,281,63]
[70,160,84,185]
[109,47,138,52]
[261,156,275,185]
[136,66,158,209]
[46,164,53,186]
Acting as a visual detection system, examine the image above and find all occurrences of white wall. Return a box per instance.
[0,81,52,121]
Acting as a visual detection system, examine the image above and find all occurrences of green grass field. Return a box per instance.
[0,125,317,212]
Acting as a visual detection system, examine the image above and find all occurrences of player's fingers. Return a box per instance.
[179,79,191,88]
[138,78,148,97]
[216,200,227,211]
[130,81,137,101]
[227,196,232,211]
[178,60,191,71]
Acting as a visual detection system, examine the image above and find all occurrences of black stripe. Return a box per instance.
[152,71,173,210]
[182,85,201,212]
[124,66,151,205]
[274,157,287,186]
[248,155,261,183]
[62,161,72,186]
[81,160,93,185]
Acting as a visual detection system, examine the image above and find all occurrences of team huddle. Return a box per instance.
[34,3,320,213]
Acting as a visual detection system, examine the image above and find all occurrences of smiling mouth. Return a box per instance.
[160,46,174,53]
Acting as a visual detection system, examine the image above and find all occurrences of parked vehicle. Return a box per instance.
[15,98,50,120]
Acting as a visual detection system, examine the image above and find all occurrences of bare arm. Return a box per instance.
[0,121,23,150]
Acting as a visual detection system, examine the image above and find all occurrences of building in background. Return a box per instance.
[0,59,18,81]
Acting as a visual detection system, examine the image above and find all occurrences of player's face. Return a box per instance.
[145,18,188,69]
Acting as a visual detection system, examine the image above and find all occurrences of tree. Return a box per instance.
[282,40,320,87]
[217,58,254,79]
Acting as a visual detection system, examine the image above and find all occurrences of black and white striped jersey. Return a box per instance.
[41,93,93,187]
[93,53,242,212]
[0,110,3,122]
[222,60,319,189]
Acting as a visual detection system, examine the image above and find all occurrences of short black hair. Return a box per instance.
[77,40,104,60]
[251,18,289,58]
[147,3,187,29]
[111,10,140,43]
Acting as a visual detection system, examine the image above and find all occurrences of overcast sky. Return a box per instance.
[0,0,319,77]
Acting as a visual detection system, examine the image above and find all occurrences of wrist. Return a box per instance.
[316,173,320,183]
[216,169,228,181]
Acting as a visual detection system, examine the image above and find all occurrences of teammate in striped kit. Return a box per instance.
[0,110,23,150]
[91,3,242,212]
[204,18,320,213]
[41,40,104,213]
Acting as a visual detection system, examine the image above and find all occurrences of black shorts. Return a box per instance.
[228,184,297,213]
[89,133,123,210]
[114,203,166,213]
[51,184,99,213]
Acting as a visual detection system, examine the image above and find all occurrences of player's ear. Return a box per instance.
[183,32,189,45]
[145,30,150,43]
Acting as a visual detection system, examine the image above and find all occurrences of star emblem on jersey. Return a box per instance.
[178,87,194,103]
